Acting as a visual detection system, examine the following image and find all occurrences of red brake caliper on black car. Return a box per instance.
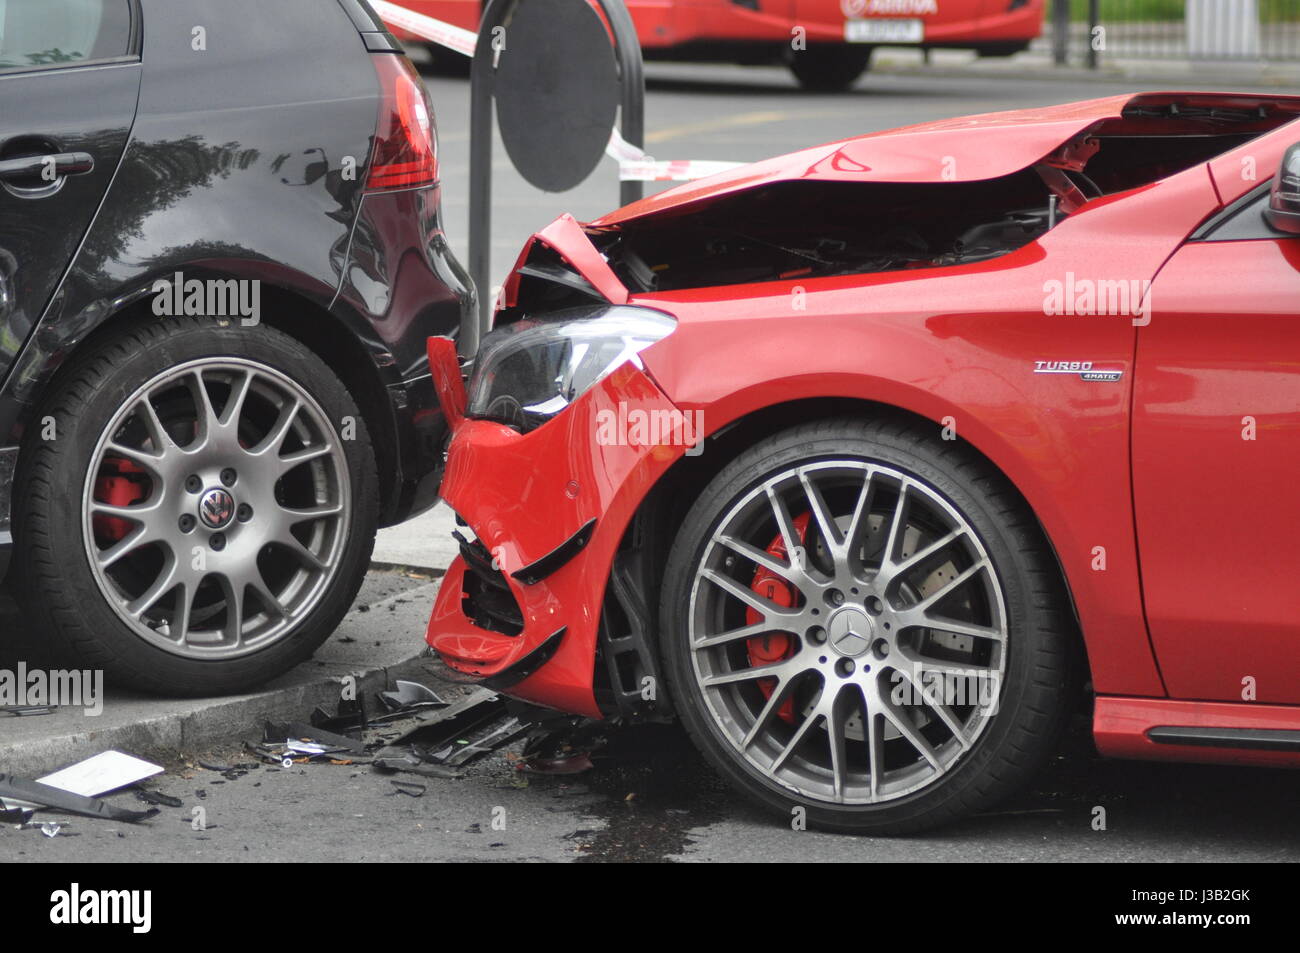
[745,511,811,725]
[92,458,149,544]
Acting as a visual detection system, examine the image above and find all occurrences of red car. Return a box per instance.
[396,0,1043,89]
[426,91,1300,833]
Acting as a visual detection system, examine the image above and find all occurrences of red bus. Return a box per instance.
[392,0,1044,90]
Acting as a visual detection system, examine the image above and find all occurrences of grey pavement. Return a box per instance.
[0,569,442,778]
[373,502,457,571]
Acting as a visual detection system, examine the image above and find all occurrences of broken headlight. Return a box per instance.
[466,305,675,433]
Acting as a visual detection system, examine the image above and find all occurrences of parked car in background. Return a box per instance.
[425,91,1300,832]
[0,0,472,694]
[395,0,1044,89]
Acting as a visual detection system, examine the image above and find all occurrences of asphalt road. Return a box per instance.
[4,63,1299,862]
[6,680,1300,862]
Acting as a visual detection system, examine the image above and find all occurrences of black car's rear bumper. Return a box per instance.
[382,370,449,527]
[335,185,476,527]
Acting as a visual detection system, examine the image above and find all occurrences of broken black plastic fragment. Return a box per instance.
[378,679,446,714]
[198,759,260,780]
[0,774,159,823]
[263,720,367,755]
[519,715,609,775]
[310,694,369,733]
[372,755,463,780]
[135,789,184,808]
[423,713,532,768]
[388,779,428,797]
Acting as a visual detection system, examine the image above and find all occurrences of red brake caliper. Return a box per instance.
[92,458,149,543]
[745,511,810,725]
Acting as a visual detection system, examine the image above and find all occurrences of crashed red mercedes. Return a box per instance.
[425,92,1300,833]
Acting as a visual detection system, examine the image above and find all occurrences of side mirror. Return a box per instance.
[1266,143,1300,234]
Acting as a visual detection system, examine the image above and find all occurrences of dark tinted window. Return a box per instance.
[1197,184,1299,243]
[0,0,132,70]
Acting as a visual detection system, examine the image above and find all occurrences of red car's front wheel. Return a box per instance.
[659,416,1077,834]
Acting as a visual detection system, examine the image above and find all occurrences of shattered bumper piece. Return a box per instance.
[424,338,689,718]
[377,679,447,713]
[373,755,464,780]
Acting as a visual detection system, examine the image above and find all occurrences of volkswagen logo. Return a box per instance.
[198,488,236,530]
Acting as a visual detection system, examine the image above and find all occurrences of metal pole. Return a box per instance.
[1051,0,1070,66]
[466,0,514,355]
[1087,0,1100,70]
[596,0,645,207]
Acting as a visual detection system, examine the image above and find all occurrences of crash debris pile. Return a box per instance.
[0,679,611,837]
[247,680,611,781]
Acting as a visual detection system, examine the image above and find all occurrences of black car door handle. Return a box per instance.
[0,152,95,182]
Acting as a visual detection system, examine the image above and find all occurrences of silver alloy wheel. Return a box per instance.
[81,358,351,659]
[688,461,1007,805]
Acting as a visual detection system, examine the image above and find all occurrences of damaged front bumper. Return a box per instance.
[424,331,688,719]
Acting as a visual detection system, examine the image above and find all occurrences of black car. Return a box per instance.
[0,0,472,693]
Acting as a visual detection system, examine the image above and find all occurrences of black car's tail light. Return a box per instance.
[367,54,438,191]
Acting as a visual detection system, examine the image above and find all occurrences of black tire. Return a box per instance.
[659,416,1076,834]
[787,45,872,91]
[11,314,379,696]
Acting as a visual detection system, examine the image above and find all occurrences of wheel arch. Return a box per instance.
[618,394,1092,695]
[6,273,402,518]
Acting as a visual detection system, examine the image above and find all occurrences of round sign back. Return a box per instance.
[492,0,620,193]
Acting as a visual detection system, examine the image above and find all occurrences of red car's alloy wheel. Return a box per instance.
[661,418,1074,833]
[688,458,1008,805]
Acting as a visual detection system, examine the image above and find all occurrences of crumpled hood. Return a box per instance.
[592,93,1137,226]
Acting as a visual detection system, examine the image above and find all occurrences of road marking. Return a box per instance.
[646,107,858,144]
[646,110,795,144]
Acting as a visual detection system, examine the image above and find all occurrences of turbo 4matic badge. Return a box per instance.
[1033,361,1124,383]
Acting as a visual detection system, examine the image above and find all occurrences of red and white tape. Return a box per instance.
[371,0,744,183]
[604,128,744,182]
[371,0,477,56]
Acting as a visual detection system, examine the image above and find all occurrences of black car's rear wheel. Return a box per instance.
[660,417,1075,833]
[12,315,378,695]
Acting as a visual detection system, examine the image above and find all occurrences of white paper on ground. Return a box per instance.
[285,741,329,756]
